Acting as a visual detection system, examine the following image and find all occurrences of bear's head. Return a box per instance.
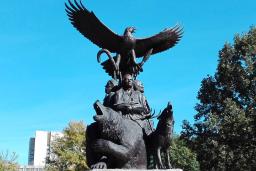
[93,100,123,142]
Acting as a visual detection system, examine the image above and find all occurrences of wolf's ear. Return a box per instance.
[167,101,172,109]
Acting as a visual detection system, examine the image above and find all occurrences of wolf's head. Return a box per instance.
[157,102,174,130]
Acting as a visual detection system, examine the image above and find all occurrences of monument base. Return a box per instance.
[90,169,182,171]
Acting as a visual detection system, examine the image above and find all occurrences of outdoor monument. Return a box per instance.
[65,0,183,169]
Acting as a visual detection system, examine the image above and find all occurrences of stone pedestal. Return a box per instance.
[90,169,182,171]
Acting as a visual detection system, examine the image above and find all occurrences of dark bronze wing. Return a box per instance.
[135,25,183,57]
[65,0,123,53]
[101,58,117,78]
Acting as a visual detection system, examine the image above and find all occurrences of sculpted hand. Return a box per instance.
[117,104,132,113]
[127,105,132,112]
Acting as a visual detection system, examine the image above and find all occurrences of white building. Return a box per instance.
[28,131,63,167]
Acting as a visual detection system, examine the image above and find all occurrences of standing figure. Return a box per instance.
[103,79,118,107]
[133,79,154,128]
[133,79,150,111]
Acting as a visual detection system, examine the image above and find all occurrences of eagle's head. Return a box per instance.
[124,27,136,36]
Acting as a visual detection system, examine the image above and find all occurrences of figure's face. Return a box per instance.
[105,82,114,94]
[134,81,144,93]
[123,74,133,89]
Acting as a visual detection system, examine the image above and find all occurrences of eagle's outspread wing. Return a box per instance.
[65,0,123,53]
[135,25,183,58]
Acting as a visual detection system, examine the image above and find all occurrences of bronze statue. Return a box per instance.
[87,100,148,169]
[65,0,182,169]
[103,79,118,107]
[133,79,145,93]
[112,74,153,135]
[147,102,174,169]
[65,0,183,80]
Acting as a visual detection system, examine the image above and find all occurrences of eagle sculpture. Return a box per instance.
[65,0,183,79]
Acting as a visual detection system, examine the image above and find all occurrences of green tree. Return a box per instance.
[169,135,199,171]
[0,151,18,171]
[181,26,256,170]
[46,121,89,171]
[147,135,199,170]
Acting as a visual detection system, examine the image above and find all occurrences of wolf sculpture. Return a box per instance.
[147,102,174,169]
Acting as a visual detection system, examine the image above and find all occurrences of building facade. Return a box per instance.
[28,131,62,167]
[28,138,35,165]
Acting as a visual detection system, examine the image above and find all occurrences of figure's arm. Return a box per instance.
[113,91,148,114]
[144,94,151,114]
[114,103,132,114]
[114,102,146,114]
[140,96,150,114]
[113,92,132,113]
[129,94,149,114]
[130,105,147,114]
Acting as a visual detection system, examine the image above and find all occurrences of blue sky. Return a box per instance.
[0,0,255,165]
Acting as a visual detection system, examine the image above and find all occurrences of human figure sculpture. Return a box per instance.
[113,74,153,135]
[103,79,118,107]
[133,79,144,93]
[87,75,152,169]
[65,1,180,169]
[133,79,150,112]
[133,79,154,128]
[113,74,148,113]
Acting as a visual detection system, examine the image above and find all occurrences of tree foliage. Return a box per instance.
[147,135,199,170]
[181,26,256,170]
[169,135,199,171]
[46,121,89,171]
[0,151,18,171]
